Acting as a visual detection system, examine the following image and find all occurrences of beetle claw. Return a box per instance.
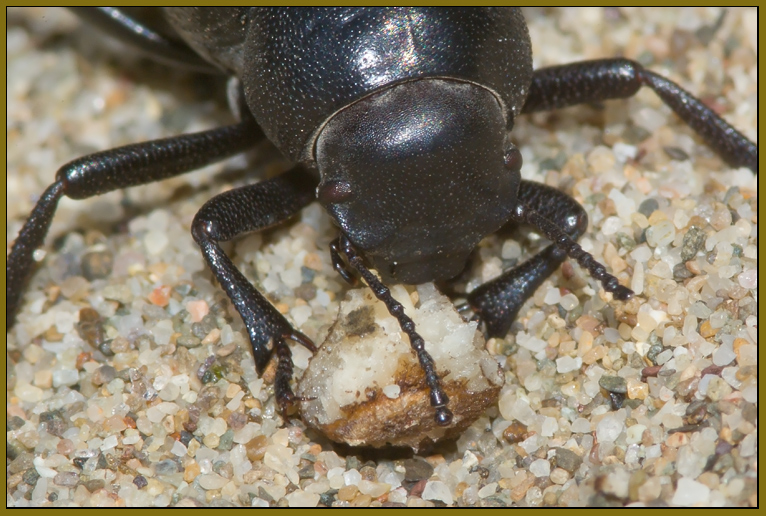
[329,236,358,285]
[285,330,317,353]
[276,391,315,425]
[454,301,481,323]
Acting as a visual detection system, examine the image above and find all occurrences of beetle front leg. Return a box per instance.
[467,180,630,338]
[522,58,757,173]
[7,120,262,326]
[191,166,318,418]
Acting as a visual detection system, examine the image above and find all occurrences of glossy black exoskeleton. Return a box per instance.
[7,8,758,427]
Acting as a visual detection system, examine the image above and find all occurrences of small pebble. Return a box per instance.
[550,468,570,485]
[637,198,659,218]
[680,226,706,261]
[598,468,630,499]
[53,471,79,487]
[663,146,689,161]
[645,220,675,248]
[599,375,627,394]
[154,459,178,476]
[81,250,113,280]
[672,478,710,506]
[56,439,75,456]
[286,490,320,508]
[402,458,433,482]
[559,293,579,310]
[529,459,551,478]
[554,448,583,473]
[91,365,116,386]
[556,356,581,374]
[145,230,169,255]
[23,468,41,485]
[626,378,649,400]
[77,307,106,349]
[737,269,757,289]
[596,415,625,443]
[84,479,105,492]
[503,422,529,444]
[422,481,453,505]
[382,385,401,399]
[337,485,359,501]
[186,300,210,322]
[52,369,79,388]
[149,285,172,307]
[199,473,229,490]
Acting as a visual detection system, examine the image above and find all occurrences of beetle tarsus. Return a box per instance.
[6,181,65,324]
[274,330,319,422]
[274,336,298,423]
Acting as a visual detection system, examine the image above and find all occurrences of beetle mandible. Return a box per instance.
[6,7,758,428]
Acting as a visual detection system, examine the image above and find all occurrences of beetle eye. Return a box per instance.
[503,146,523,173]
[317,180,353,204]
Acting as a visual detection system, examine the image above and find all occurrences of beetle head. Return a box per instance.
[315,79,521,284]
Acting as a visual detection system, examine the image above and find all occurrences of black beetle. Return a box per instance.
[7,8,758,429]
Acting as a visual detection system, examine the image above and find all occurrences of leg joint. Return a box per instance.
[565,207,589,240]
[191,215,220,245]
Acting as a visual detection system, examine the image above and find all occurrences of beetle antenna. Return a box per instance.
[513,205,634,301]
[332,236,454,427]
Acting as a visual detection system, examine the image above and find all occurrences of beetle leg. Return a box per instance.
[522,58,757,173]
[7,120,261,327]
[69,7,219,74]
[191,166,318,420]
[467,180,631,338]
[336,235,454,427]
